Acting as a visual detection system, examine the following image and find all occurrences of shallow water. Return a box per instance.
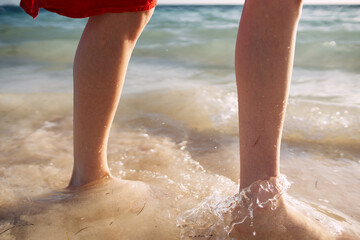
[1,4,360,240]
[0,91,359,239]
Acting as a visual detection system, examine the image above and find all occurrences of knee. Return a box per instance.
[88,9,154,43]
[269,0,303,19]
[275,0,303,7]
[123,9,154,42]
[294,0,303,6]
[284,0,303,15]
[292,0,303,14]
[246,0,303,15]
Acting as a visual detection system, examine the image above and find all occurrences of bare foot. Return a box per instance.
[178,176,358,240]
[230,197,336,240]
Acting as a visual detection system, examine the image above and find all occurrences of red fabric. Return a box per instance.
[20,0,157,19]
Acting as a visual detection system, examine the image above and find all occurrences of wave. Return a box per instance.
[1,5,360,73]
[1,87,359,152]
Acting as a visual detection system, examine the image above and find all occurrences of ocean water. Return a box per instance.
[0,4,360,239]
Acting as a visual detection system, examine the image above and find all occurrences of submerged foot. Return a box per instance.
[230,197,336,240]
[177,175,348,240]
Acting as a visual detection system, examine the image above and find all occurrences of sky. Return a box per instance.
[1,0,360,5]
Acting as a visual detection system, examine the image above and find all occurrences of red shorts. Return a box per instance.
[20,0,157,19]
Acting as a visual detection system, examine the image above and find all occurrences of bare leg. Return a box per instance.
[233,0,337,239]
[69,10,154,187]
[236,0,302,190]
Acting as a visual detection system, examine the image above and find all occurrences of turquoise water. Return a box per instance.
[0,4,360,239]
[1,5,360,97]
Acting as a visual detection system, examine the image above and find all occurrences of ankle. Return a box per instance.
[68,170,112,188]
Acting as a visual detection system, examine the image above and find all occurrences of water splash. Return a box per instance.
[177,175,290,239]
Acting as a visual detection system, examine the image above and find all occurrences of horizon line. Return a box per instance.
[1,2,360,6]
[157,3,360,4]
